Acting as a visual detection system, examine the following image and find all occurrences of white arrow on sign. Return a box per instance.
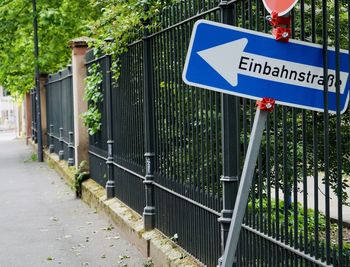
[197,38,348,94]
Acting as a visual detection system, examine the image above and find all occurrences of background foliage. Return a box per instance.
[0,0,174,96]
[0,0,101,96]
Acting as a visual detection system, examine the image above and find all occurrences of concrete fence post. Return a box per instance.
[70,38,90,168]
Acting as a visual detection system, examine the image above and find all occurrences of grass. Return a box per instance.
[143,259,154,267]
[24,153,38,163]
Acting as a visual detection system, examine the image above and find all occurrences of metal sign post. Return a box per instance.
[219,98,275,267]
[32,0,43,162]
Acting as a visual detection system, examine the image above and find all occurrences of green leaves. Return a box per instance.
[82,106,102,136]
[82,63,103,136]
[80,0,174,136]
[0,0,171,97]
[84,64,103,103]
[0,0,101,95]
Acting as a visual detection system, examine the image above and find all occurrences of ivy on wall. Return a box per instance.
[82,62,103,135]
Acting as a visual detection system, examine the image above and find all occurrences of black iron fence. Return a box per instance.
[86,44,146,214]
[30,89,37,143]
[46,67,75,166]
[87,1,349,266]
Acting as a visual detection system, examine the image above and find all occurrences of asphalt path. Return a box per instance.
[0,137,145,267]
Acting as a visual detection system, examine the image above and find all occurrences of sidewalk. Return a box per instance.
[271,177,350,225]
[299,175,350,225]
[0,137,145,267]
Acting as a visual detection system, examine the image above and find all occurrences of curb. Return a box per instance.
[35,145,204,267]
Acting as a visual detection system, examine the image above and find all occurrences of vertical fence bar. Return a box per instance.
[46,80,50,151]
[321,0,331,264]
[218,1,240,266]
[34,89,38,143]
[334,0,343,265]
[59,127,64,160]
[68,131,74,166]
[105,49,115,199]
[31,89,35,142]
[58,70,63,160]
[49,124,54,153]
[142,6,156,230]
[310,0,320,261]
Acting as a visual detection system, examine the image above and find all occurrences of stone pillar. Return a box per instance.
[16,103,22,137]
[21,101,26,136]
[39,74,48,146]
[70,38,90,168]
[14,103,19,137]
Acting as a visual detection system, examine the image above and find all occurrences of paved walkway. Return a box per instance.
[0,136,145,267]
[271,177,350,225]
[299,175,350,224]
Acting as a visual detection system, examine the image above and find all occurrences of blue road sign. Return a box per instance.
[182,20,350,114]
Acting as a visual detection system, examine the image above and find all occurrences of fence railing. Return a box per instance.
[46,67,75,166]
[30,89,37,143]
[86,42,146,214]
[86,0,349,266]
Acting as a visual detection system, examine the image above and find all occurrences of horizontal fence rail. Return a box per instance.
[86,0,350,266]
[86,46,146,214]
[46,67,75,166]
[152,4,223,265]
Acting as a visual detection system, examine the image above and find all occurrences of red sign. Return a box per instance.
[262,0,298,16]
